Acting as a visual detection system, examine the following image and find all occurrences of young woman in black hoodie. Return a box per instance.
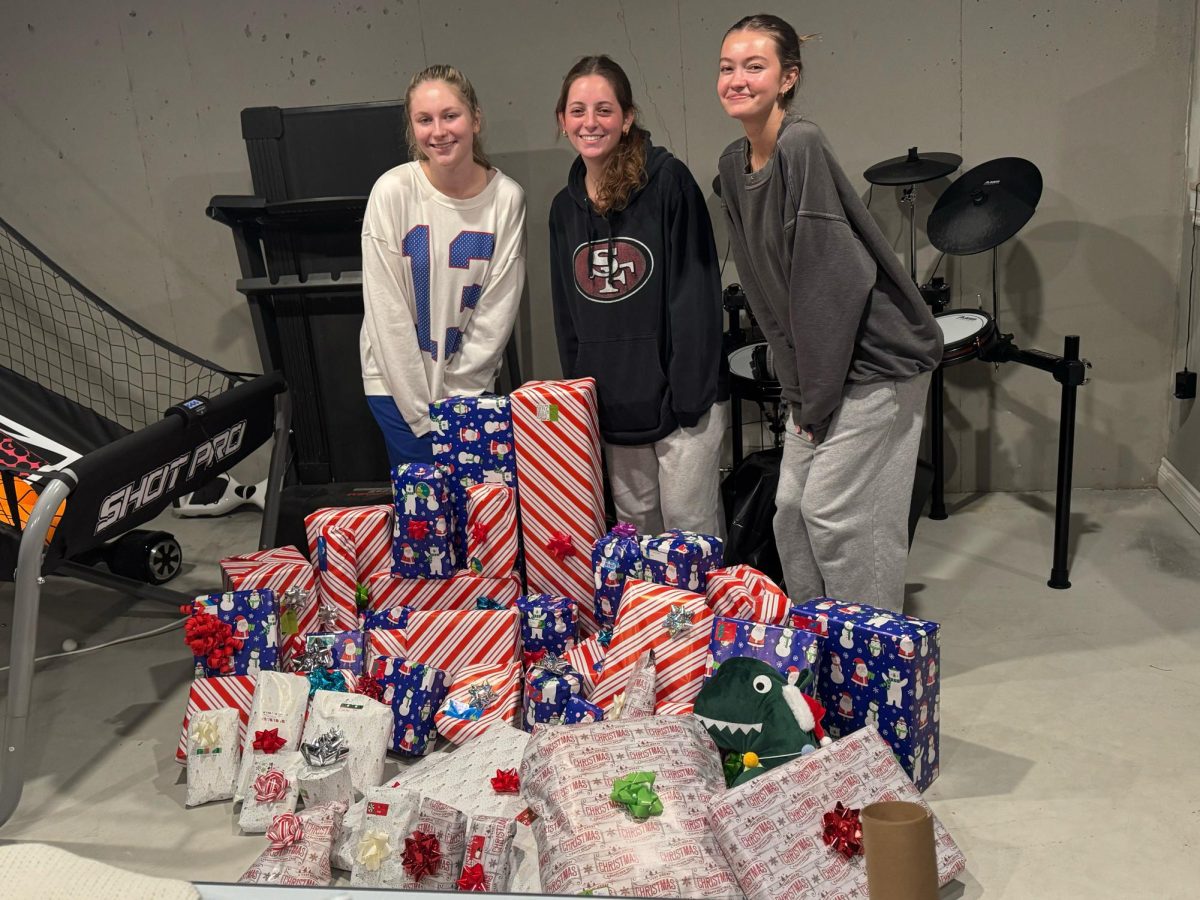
[549,55,728,538]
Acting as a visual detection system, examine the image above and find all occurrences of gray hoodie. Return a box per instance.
[718,116,942,437]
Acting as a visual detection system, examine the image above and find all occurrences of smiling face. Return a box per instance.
[558,74,633,170]
[717,30,798,124]
[408,79,479,170]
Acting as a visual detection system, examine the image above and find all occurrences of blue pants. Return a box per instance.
[367,395,433,469]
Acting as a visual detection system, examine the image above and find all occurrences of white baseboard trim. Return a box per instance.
[1158,457,1200,536]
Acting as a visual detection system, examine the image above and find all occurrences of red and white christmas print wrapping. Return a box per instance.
[707,727,967,900]
[176,674,256,763]
[221,546,317,595]
[363,571,521,615]
[392,608,521,678]
[433,659,522,745]
[510,379,605,635]
[589,580,713,715]
[305,504,393,578]
[309,523,363,634]
[564,635,606,697]
[706,565,791,626]
[519,715,742,899]
[238,801,347,886]
[464,484,519,577]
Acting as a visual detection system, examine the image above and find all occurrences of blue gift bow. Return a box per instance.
[443,699,483,720]
[476,596,507,611]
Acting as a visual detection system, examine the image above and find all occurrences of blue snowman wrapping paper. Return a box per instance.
[516,594,578,656]
[306,630,365,676]
[191,589,279,678]
[562,695,604,725]
[521,660,584,732]
[428,395,518,567]
[789,598,941,791]
[590,523,645,631]
[391,462,456,579]
[362,605,410,631]
[370,656,451,757]
[639,530,724,594]
[705,616,820,689]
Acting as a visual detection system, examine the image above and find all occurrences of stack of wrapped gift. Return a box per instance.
[390,462,456,579]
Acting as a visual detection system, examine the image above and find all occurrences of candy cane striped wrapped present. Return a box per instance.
[434,659,522,745]
[308,524,365,634]
[363,570,521,614]
[364,627,406,671]
[589,579,713,715]
[221,546,316,595]
[464,484,518,577]
[305,504,393,585]
[705,565,791,625]
[391,608,521,679]
[510,379,605,637]
[176,673,256,763]
[564,635,606,697]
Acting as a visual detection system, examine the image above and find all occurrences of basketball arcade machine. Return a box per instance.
[865,149,1091,589]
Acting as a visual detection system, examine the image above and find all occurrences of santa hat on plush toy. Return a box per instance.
[781,666,832,745]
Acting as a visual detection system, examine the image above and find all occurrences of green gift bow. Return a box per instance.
[610,771,663,820]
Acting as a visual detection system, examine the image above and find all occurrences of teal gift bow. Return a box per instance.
[610,771,664,820]
[307,666,345,697]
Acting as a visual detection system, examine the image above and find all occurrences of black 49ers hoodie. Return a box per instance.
[548,139,726,445]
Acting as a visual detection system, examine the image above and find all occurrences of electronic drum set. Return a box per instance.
[724,147,1091,589]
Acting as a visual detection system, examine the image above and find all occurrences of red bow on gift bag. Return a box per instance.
[402,830,442,881]
[490,768,520,794]
[407,519,429,540]
[822,802,864,858]
[253,728,287,754]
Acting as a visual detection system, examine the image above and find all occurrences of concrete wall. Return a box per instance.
[2,0,1195,490]
[1165,0,1200,495]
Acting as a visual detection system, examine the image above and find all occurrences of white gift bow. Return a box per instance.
[356,830,392,872]
[192,719,221,751]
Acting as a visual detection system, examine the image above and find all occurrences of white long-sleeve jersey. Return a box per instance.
[360,161,526,436]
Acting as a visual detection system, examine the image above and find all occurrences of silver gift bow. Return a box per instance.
[300,727,349,767]
[467,681,499,710]
[534,654,572,676]
[295,643,334,673]
[663,603,694,638]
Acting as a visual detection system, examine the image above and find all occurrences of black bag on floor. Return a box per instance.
[720,447,784,587]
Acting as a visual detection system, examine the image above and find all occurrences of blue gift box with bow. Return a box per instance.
[516,594,577,656]
[190,589,279,677]
[639,530,723,594]
[370,655,451,756]
[390,462,456,579]
[563,695,604,725]
[591,524,645,631]
[521,658,583,732]
[305,630,365,676]
[789,598,942,791]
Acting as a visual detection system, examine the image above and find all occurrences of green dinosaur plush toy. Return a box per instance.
[693,657,831,786]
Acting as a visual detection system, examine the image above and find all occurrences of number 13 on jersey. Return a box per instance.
[402,225,496,361]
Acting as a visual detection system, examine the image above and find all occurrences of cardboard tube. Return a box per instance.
[861,800,938,900]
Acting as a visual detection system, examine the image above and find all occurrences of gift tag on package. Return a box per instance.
[185,707,242,807]
[350,785,422,887]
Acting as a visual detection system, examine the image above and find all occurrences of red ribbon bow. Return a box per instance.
[821,802,864,859]
[184,614,244,674]
[402,830,443,881]
[355,675,384,702]
[407,519,429,540]
[490,768,520,794]
[253,728,287,754]
[522,648,548,670]
[456,862,487,892]
[546,532,574,562]
[470,522,490,544]
[267,812,304,851]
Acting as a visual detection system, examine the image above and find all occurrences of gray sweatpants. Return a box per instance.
[774,373,930,611]
[605,402,728,539]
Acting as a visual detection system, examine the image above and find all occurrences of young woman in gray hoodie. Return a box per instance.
[716,15,943,610]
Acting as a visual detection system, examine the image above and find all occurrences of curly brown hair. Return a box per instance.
[555,55,648,214]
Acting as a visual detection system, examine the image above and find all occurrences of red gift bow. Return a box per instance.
[184,614,244,674]
[490,768,520,794]
[253,769,290,804]
[402,830,442,881]
[821,802,864,859]
[267,812,304,851]
[253,728,287,754]
[523,648,547,670]
[407,519,429,540]
[470,522,490,544]
[456,862,487,892]
[356,675,384,702]
[546,532,574,562]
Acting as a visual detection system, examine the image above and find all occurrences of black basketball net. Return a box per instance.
[0,215,240,433]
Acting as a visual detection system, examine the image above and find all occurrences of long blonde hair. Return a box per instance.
[405,64,491,169]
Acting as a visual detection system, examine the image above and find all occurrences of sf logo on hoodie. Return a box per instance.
[572,238,654,303]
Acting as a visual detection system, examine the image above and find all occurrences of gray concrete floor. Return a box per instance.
[1,490,1197,897]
